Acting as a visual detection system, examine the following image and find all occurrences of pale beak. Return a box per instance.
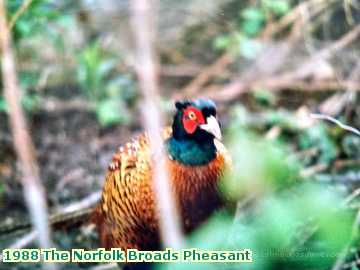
[200,116,222,140]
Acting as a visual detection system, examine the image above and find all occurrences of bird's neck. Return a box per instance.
[166,137,217,166]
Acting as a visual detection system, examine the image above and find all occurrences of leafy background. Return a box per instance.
[0,0,359,270]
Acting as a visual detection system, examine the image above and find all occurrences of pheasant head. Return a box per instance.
[167,98,222,166]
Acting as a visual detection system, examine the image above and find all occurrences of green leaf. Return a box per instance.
[241,7,265,22]
[213,34,232,51]
[241,20,263,36]
[263,0,290,16]
[95,99,132,127]
[253,88,276,106]
[241,8,265,36]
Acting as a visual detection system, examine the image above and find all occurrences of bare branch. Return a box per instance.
[0,192,101,261]
[90,263,118,270]
[0,1,55,269]
[0,230,38,262]
[130,0,185,249]
[201,23,360,102]
[310,113,360,136]
[203,78,360,103]
[0,192,100,235]
[9,0,33,30]
[179,0,338,97]
[315,24,360,60]
[181,51,233,97]
[261,0,336,39]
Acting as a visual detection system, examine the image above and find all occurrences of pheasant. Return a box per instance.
[92,98,231,257]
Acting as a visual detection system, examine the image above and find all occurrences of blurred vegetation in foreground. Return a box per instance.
[0,0,359,270]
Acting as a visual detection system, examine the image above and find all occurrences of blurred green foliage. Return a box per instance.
[1,1,138,127]
[77,41,136,126]
[253,89,277,107]
[220,126,299,199]
[342,135,360,159]
[7,0,61,42]
[299,124,338,164]
[172,183,353,270]
[0,0,68,114]
[158,97,359,270]
[0,1,359,269]
[213,0,291,58]
[157,109,355,270]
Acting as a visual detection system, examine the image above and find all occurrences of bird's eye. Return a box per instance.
[188,111,197,120]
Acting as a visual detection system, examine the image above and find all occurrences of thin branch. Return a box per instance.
[300,163,328,178]
[179,0,337,98]
[204,78,360,102]
[130,0,185,249]
[0,192,100,235]
[90,263,119,270]
[181,51,233,97]
[310,113,360,136]
[0,230,38,262]
[344,188,360,206]
[315,172,360,183]
[9,0,33,30]
[41,97,95,112]
[315,24,360,60]
[261,0,336,39]
[0,192,101,262]
[0,1,55,269]
[202,25,360,102]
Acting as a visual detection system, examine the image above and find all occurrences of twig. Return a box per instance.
[200,22,360,102]
[41,97,95,112]
[205,79,360,102]
[315,24,360,60]
[291,147,319,160]
[160,64,204,77]
[300,163,329,178]
[90,263,119,270]
[0,192,101,262]
[315,172,360,183]
[55,191,100,214]
[179,0,337,98]
[344,188,360,206]
[0,192,100,235]
[0,230,38,261]
[8,0,33,30]
[310,113,360,136]
[0,2,55,270]
[318,92,353,116]
[130,0,185,249]
[334,159,360,169]
[181,51,233,96]
[261,0,336,39]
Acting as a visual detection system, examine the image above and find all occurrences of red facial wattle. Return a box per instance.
[182,106,205,134]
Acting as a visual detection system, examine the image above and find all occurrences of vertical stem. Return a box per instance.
[0,1,55,269]
[130,0,185,249]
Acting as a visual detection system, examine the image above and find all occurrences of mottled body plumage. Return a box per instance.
[93,99,231,251]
